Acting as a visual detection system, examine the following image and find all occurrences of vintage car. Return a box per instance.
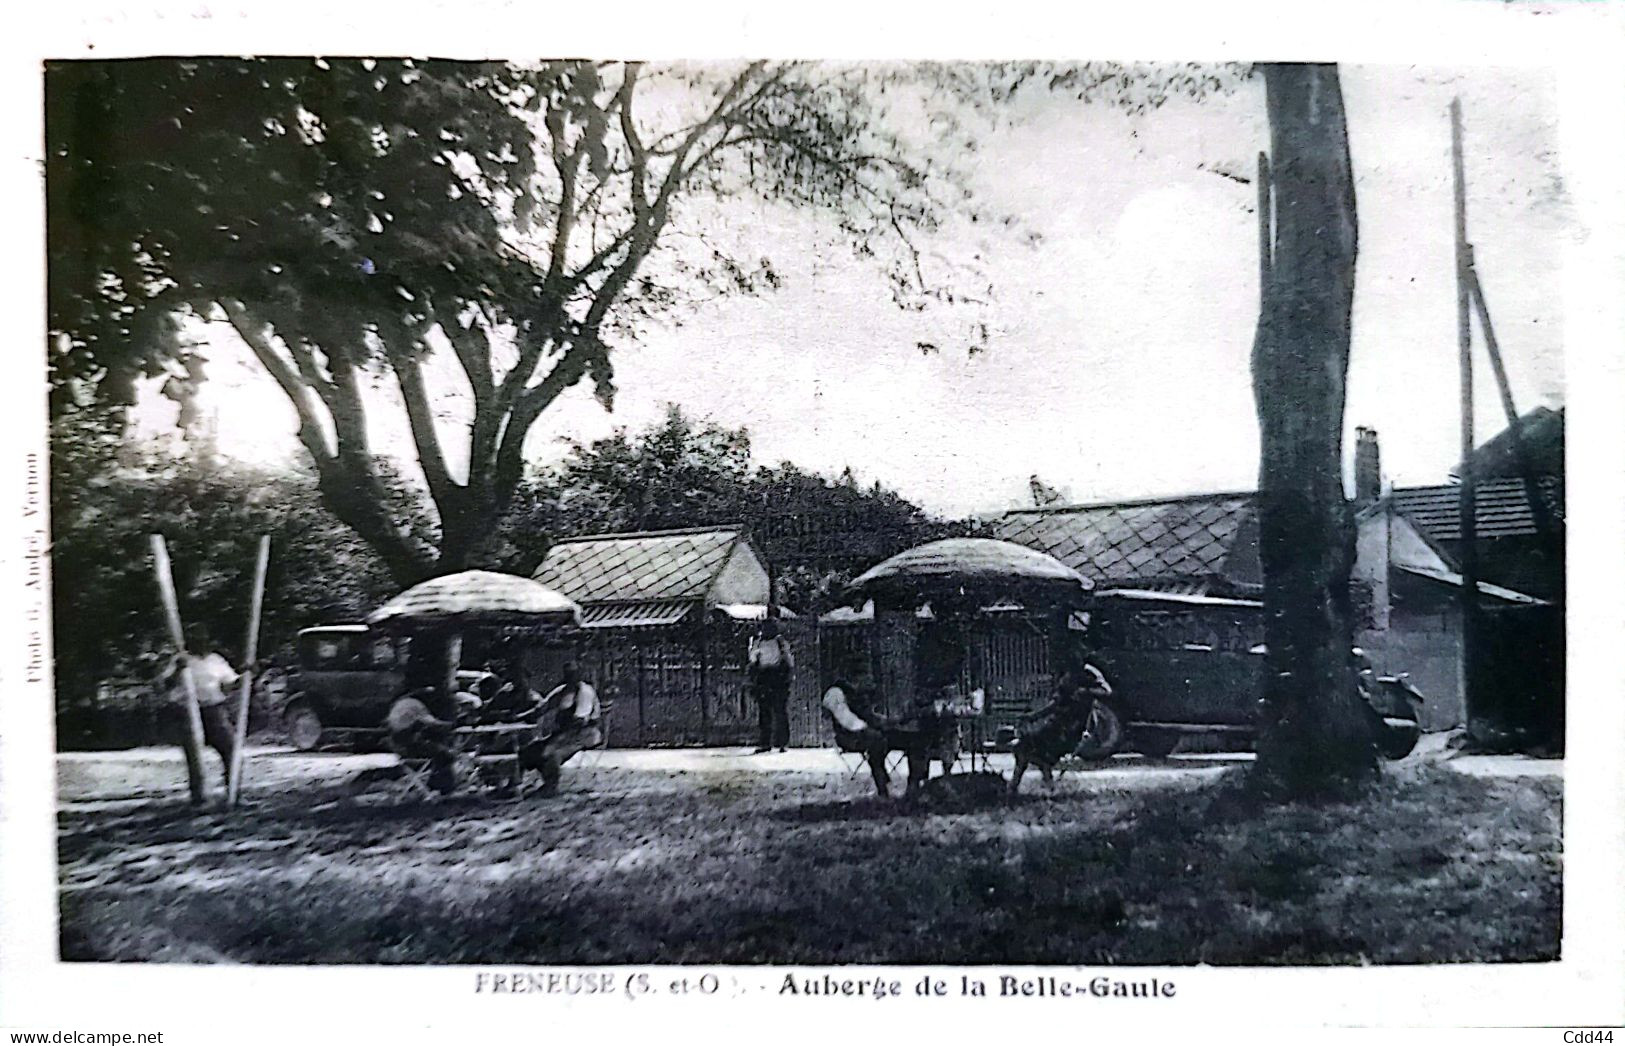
[280,625,495,751]
[1074,591,1424,760]
[1074,654,1425,761]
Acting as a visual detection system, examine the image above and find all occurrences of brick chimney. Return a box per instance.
[1354,427,1381,504]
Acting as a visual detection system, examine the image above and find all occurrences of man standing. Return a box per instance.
[160,623,240,806]
[521,662,602,797]
[748,617,794,753]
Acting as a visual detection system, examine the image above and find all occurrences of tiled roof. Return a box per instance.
[532,526,741,606]
[1391,478,1564,542]
[990,492,1260,593]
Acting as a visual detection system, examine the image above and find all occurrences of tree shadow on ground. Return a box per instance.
[56,765,1561,965]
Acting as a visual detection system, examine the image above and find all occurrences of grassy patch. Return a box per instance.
[58,763,1560,964]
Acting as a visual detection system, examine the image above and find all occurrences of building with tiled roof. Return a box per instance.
[989,492,1262,598]
[532,525,770,629]
[1417,405,1565,602]
[525,526,797,749]
[987,474,1548,733]
[1386,478,1564,602]
[1391,477,1565,543]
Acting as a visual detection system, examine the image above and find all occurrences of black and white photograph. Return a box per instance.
[5,2,1625,1039]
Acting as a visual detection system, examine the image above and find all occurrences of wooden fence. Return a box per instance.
[522,618,830,747]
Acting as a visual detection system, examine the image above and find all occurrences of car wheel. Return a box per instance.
[1073,700,1127,761]
[1133,728,1181,759]
[1377,719,1422,760]
[284,701,324,751]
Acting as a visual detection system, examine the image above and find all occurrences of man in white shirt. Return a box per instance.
[385,692,465,794]
[521,662,602,797]
[821,658,953,799]
[822,666,893,796]
[161,624,241,805]
[748,617,795,753]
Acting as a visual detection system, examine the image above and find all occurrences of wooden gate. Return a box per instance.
[702,620,756,746]
[780,617,829,747]
[526,620,832,748]
[963,618,1053,730]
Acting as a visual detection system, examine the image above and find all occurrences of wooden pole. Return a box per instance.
[1465,266,1564,570]
[226,535,271,807]
[445,632,463,696]
[760,483,778,618]
[151,534,208,804]
[1451,98,1483,738]
[1257,150,1273,309]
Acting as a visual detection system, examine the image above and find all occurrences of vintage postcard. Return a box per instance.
[3,1,1623,1042]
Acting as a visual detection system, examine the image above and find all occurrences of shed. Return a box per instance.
[534,525,771,628]
[530,526,819,746]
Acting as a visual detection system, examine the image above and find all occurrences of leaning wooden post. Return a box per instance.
[227,535,271,808]
[1465,266,1564,574]
[151,534,208,804]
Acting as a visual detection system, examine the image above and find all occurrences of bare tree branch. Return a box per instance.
[494,349,590,500]
[616,64,649,215]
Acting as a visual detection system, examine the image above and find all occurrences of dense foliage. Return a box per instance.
[498,405,967,612]
[49,410,398,709]
[50,401,956,724]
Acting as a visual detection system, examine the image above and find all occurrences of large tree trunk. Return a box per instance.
[1250,64,1377,795]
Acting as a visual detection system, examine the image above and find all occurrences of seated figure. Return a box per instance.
[385,690,464,794]
[822,660,972,799]
[1009,660,1113,794]
[518,662,602,797]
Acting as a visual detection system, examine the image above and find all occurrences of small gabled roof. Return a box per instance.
[532,525,745,606]
[991,491,1261,595]
[1390,478,1564,542]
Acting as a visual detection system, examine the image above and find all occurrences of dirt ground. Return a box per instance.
[57,746,1563,965]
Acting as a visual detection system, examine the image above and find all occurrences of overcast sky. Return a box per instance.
[141,63,1572,519]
